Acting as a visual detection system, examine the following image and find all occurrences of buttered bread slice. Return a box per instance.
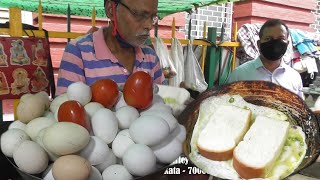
[233,115,290,179]
[197,105,251,161]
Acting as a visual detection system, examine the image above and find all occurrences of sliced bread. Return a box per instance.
[197,105,251,161]
[233,115,290,179]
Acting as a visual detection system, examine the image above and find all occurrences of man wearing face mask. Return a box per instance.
[56,0,165,95]
[228,19,304,99]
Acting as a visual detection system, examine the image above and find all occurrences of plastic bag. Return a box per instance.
[169,38,185,87]
[154,37,177,78]
[184,43,208,93]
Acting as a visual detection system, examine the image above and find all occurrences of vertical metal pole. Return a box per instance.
[67,4,71,42]
[38,0,43,30]
[188,16,192,40]
[154,21,158,37]
[0,101,3,122]
[204,27,218,89]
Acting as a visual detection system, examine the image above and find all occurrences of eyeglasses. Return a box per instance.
[118,1,159,24]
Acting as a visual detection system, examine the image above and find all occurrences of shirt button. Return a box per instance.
[123,69,128,73]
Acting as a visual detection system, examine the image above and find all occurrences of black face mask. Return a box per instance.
[259,39,288,61]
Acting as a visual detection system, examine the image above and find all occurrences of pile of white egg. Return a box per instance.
[0,82,187,180]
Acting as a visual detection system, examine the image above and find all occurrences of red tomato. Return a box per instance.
[57,100,90,131]
[123,71,153,110]
[91,79,119,109]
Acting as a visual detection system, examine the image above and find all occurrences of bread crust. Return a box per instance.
[233,153,265,179]
[197,143,234,161]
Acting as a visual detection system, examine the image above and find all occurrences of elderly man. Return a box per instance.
[228,19,304,99]
[56,0,165,94]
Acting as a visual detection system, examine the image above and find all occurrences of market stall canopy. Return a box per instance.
[0,0,241,18]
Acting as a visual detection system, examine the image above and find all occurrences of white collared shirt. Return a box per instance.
[228,57,304,99]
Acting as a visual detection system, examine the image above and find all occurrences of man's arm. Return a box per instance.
[56,42,86,95]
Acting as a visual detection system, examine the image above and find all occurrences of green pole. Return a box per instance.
[217,24,225,85]
[204,27,218,89]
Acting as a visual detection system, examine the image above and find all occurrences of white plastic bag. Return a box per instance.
[169,38,185,87]
[154,37,177,78]
[184,43,208,93]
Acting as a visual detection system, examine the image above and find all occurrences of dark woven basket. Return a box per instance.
[178,81,320,179]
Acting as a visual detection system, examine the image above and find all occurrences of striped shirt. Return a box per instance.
[56,28,165,95]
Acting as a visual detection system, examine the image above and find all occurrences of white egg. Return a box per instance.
[141,102,173,114]
[20,93,33,103]
[79,136,111,165]
[42,164,54,180]
[123,144,156,176]
[43,111,56,120]
[140,111,178,132]
[1,129,30,157]
[115,92,128,111]
[151,136,182,164]
[13,140,48,174]
[26,117,55,141]
[112,129,135,158]
[36,128,60,161]
[94,151,117,173]
[84,102,104,119]
[49,93,69,113]
[91,108,118,144]
[102,164,133,180]
[43,122,90,156]
[8,120,26,131]
[152,94,165,104]
[129,115,170,146]
[169,124,186,143]
[67,81,92,106]
[35,91,51,110]
[88,166,103,180]
[17,95,46,123]
[115,106,139,129]
[53,109,59,121]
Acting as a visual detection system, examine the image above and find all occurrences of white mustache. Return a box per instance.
[136,32,150,36]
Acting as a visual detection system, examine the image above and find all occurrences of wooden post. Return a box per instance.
[232,22,238,70]
[9,7,23,120]
[171,17,175,39]
[9,8,23,37]
[92,6,96,28]
[201,22,207,73]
